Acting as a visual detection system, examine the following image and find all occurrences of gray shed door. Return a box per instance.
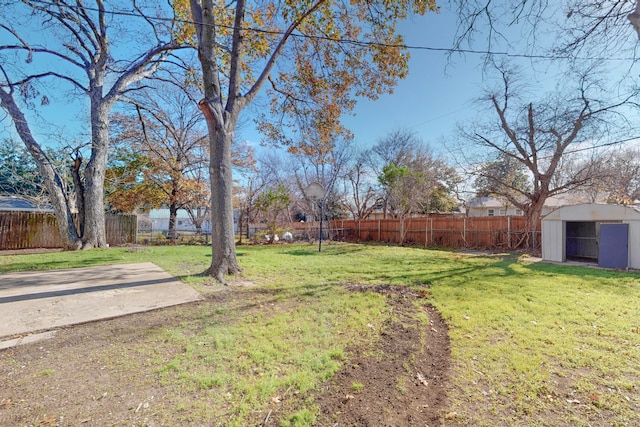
[598,223,629,269]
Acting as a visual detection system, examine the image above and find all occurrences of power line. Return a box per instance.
[527,136,640,161]
[562,136,640,156]
[407,104,472,130]
[20,0,640,63]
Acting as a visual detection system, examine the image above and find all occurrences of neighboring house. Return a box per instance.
[466,193,608,217]
[466,197,524,217]
[365,211,385,220]
[144,208,239,234]
[145,208,207,234]
[0,195,52,212]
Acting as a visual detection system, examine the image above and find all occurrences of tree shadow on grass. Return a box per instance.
[519,258,640,280]
[279,245,366,257]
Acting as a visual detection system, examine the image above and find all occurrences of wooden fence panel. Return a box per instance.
[0,211,137,250]
[0,212,59,249]
[379,219,401,243]
[105,214,138,246]
[404,217,428,246]
[465,217,506,248]
[327,216,542,251]
[431,217,465,248]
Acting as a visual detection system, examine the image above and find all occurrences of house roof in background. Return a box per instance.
[0,196,52,211]
[468,192,607,209]
[467,197,512,208]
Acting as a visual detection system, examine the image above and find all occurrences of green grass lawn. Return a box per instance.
[1,243,638,426]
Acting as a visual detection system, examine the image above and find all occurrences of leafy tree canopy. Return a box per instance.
[378,163,411,188]
[0,139,44,200]
[176,0,438,153]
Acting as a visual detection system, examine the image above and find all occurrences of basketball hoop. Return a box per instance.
[305,182,325,201]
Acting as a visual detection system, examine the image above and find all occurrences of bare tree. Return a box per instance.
[599,146,640,204]
[290,137,352,222]
[456,64,636,247]
[453,0,640,58]
[369,129,459,221]
[341,151,381,220]
[0,1,185,249]
[235,168,264,244]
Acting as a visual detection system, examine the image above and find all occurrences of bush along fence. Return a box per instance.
[0,211,137,250]
[289,216,542,251]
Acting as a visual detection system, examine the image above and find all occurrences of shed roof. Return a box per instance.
[542,203,640,222]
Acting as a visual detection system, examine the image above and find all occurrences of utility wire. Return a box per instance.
[20,0,640,62]
[561,136,640,156]
[518,136,640,161]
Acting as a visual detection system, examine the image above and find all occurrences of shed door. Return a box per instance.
[598,223,629,269]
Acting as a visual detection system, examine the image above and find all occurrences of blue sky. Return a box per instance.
[341,8,484,152]
[2,3,638,159]
[0,4,504,155]
[238,6,492,155]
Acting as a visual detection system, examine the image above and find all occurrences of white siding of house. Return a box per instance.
[467,207,523,217]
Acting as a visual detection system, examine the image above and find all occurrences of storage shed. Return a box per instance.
[542,204,640,269]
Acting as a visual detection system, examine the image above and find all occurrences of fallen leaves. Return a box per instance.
[444,411,458,420]
[38,415,57,425]
[416,372,428,387]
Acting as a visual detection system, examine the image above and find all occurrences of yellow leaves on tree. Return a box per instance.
[106,104,210,214]
[247,0,438,158]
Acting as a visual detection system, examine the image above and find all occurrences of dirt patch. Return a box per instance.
[0,284,450,426]
[313,284,450,426]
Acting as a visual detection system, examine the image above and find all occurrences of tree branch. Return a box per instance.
[242,0,327,107]
[3,71,86,93]
[0,45,87,70]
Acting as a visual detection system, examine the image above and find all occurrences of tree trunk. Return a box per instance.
[245,205,251,242]
[71,156,86,237]
[202,111,240,281]
[185,206,207,234]
[81,101,110,249]
[237,210,244,244]
[521,197,545,249]
[168,202,178,242]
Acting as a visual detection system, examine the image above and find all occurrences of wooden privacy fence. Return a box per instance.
[289,216,541,250]
[0,211,137,250]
